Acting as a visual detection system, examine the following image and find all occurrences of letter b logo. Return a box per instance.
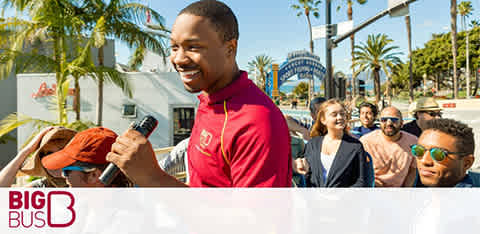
[47,191,76,228]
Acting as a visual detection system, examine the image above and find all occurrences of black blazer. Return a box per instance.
[302,134,373,187]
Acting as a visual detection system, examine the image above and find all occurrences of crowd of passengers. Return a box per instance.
[0,96,477,188]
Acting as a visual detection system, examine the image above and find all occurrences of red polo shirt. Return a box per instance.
[187,71,292,187]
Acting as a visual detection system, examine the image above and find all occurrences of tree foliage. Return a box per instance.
[459,1,473,30]
[291,0,321,102]
[0,0,168,140]
[247,54,273,91]
[353,34,402,103]
[406,27,480,93]
[77,0,168,125]
[293,81,309,99]
[337,0,368,97]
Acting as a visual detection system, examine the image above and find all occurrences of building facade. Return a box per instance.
[0,39,117,168]
[16,72,198,151]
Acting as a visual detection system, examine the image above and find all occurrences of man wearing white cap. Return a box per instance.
[402,97,442,137]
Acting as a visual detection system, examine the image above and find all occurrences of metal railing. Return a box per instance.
[154,147,187,182]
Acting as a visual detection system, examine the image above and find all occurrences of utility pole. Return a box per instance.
[325,0,333,99]
[466,28,471,98]
[406,14,414,103]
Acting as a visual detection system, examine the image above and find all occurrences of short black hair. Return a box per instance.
[179,0,239,42]
[423,118,475,155]
[309,97,327,113]
[358,102,378,117]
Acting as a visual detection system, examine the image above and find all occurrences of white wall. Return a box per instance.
[17,72,198,149]
[140,51,175,72]
[0,38,116,169]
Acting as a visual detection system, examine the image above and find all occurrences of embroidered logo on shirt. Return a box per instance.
[199,129,212,148]
[195,144,212,157]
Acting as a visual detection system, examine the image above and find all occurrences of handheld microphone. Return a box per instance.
[99,115,158,185]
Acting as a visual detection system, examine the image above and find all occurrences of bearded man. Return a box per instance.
[360,107,418,187]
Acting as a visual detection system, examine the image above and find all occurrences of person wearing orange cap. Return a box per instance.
[41,127,132,187]
[0,126,76,187]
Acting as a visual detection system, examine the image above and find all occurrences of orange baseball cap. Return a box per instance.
[41,127,117,170]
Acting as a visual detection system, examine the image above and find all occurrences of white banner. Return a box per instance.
[1,188,480,234]
[312,24,326,40]
[312,20,354,40]
[336,20,354,37]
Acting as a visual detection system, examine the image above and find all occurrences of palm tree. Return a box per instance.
[291,0,321,104]
[338,0,367,98]
[384,63,404,105]
[80,0,169,126]
[458,1,473,98]
[293,81,309,99]
[247,55,273,91]
[352,34,402,104]
[405,14,414,103]
[0,0,87,125]
[451,0,458,98]
[471,19,480,96]
[0,0,104,139]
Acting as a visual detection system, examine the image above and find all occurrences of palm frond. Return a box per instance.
[0,49,58,75]
[128,46,146,71]
[0,112,56,138]
[112,21,168,55]
[92,16,106,48]
[93,66,133,98]
[0,133,16,144]
[66,120,96,132]
[118,3,167,28]
[352,33,403,101]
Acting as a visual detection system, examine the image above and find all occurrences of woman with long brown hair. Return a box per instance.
[294,99,373,187]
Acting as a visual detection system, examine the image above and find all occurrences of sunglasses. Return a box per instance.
[420,111,442,117]
[410,144,467,162]
[380,117,400,123]
[61,166,93,177]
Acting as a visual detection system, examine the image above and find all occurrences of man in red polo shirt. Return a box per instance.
[107,0,292,187]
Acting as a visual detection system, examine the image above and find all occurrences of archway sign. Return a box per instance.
[266,50,326,98]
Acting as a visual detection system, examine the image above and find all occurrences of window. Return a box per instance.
[122,104,137,118]
[173,107,195,145]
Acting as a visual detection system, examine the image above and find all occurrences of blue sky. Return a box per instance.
[5,1,479,76]
[113,0,480,77]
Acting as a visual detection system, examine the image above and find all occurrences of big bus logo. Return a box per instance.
[8,191,76,228]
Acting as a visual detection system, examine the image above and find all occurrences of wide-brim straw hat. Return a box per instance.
[413,97,442,112]
[408,101,417,117]
[18,127,76,177]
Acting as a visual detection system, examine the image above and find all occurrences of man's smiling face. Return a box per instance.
[170,13,234,94]
[416,130,473,187]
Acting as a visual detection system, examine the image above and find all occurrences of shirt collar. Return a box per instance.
[362,125,378,130]
[455,174,474,187]
[198,71,250,105]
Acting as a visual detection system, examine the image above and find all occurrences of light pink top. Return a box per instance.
[360,130,418,187]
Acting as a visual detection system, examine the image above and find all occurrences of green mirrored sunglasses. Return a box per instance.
[410,144,467,162]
